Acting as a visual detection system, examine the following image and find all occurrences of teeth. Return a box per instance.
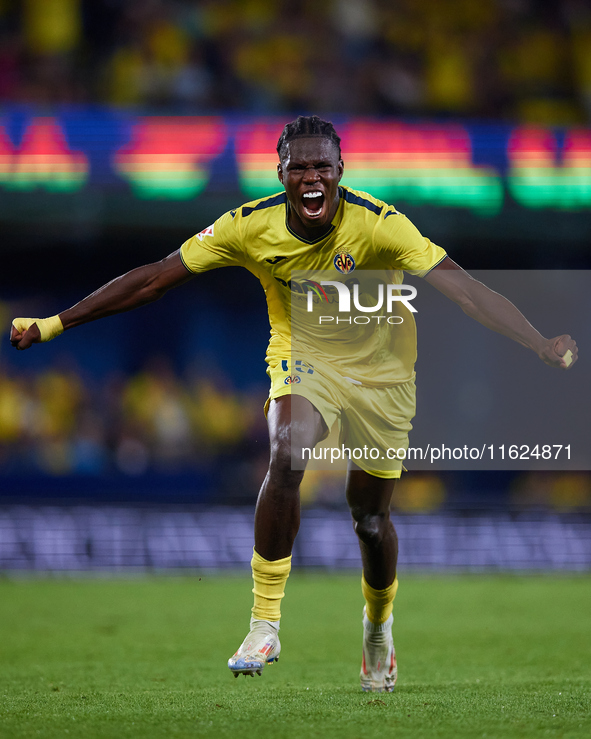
[303,191,322,198]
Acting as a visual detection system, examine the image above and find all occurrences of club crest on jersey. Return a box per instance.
[333,247,355,274]
[196,224,214,241]
[284,375,301,385]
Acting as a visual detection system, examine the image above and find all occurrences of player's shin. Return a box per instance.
[361,574,398,625]
[251,547,292,624]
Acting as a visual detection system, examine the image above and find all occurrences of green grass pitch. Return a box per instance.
[0,574,590,738]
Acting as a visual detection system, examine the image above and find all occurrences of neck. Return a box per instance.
[287,194,340,241]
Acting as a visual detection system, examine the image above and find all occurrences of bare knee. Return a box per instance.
[265,396,326,493]
[267,439,305,492]
[351,510,390,548]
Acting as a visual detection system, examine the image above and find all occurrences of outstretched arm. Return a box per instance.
[11,250,193,350]
[424,258,578,369]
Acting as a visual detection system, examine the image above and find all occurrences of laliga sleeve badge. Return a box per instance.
[333,246,355,274]
[196,224,215,241]
[284,375,301,384]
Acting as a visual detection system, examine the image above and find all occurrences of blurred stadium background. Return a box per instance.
[0,0,590,573]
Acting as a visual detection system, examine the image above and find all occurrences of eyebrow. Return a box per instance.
[288,159,333,167]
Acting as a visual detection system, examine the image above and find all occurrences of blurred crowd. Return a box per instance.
[0,356,268,477]
[1,358,589,510]
[0,0,590,124]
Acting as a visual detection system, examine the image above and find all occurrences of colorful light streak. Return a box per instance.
[0,117,88,191]
[0,115,589,215]
[508,127,591,209]
[338,121,503,215]
[114,117,227,199]
[235,120,503,215]
[234,121,286,201]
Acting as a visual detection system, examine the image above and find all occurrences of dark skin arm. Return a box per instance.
[425,257,578,369]
[10,250,193,350]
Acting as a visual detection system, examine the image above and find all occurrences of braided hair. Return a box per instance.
[276,115,342,161]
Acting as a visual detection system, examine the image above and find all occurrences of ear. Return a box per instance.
[337,159,344,182]
[277,162,284,185]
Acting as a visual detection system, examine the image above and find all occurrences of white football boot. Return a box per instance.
[360,606,397,692]
[228,617,281,677]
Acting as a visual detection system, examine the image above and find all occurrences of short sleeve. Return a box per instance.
[374,211,447,276]
[180,210,244,273]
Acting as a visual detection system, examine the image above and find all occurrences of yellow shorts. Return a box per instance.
[266,358,416,479]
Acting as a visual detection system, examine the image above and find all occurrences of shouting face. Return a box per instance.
[277,137,344,241]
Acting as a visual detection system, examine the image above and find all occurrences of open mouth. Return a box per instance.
[302,190,325,218]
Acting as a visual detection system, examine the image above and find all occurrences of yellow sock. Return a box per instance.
[361,574,398,624]
[251,548,292,622]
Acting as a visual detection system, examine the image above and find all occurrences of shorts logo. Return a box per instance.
[281,359,314,375]
[284,375,301,384]
[334,248,355,274]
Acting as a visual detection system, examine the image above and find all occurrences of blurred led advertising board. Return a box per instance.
[0,110,590,239]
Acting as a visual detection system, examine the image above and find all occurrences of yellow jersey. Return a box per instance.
[180,185,446,386]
